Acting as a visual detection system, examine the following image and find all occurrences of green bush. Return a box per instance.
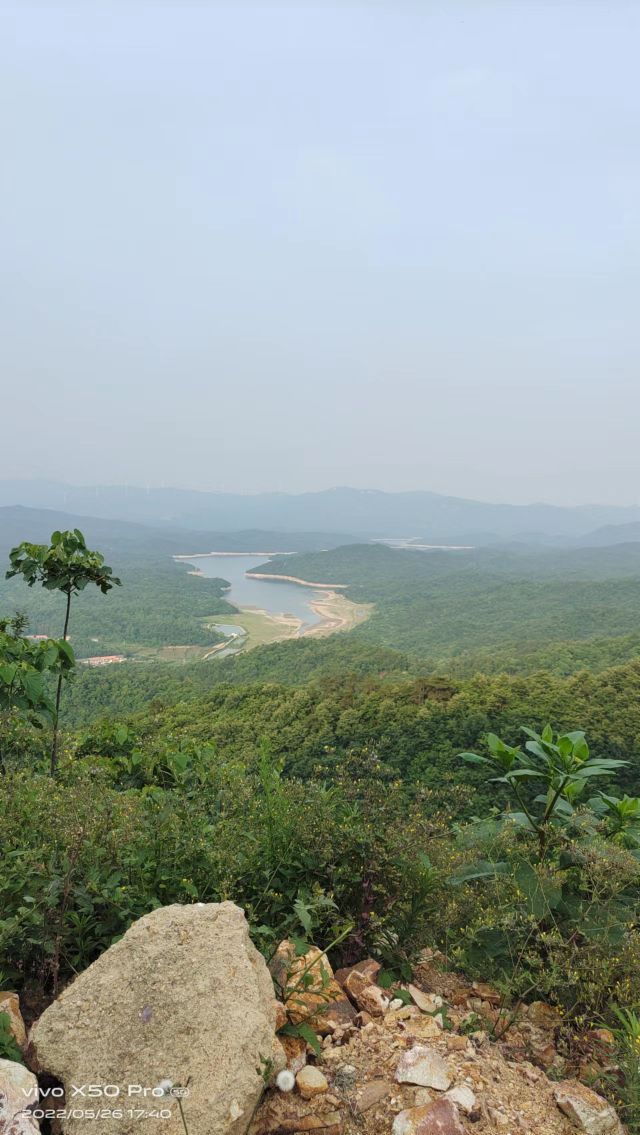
[440,726,640,1030]
[0,743,447,995]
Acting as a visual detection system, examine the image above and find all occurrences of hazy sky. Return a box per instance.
[2,1,639,504]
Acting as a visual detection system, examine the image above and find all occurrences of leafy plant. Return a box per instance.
[0,622,74,771]
[7,530,121,774]
[610,1007,640,1131]
[461,726,627,853]
[446,726,640,1030]
[593,794,640,850]
[0,1010,24,1063]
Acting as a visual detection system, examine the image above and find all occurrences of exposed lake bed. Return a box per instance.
[176,552,370,654]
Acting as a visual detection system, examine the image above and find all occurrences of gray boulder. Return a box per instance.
[29,902,276,1134]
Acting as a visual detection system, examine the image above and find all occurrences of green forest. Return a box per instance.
[2,521,640,1127]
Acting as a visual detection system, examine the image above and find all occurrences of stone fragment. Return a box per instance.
[354,1010,373,1027]
[405,1015,442,1041]
[296,1066,329,1099]
[275,1001,288,1031]
[407,985,442,1014]
[445,1034,469,1052]
[527,1001,561,1030]
[280,1035,307,1074]
[553,1080,624,1134]
[395,1046,452,1090]
[254,1109,342,1134]
[392,1098,464,1135]
[445,1084,476,1114]
[356,1079,393,1112]
[384,1005,421,1029]
[414,1088,433,1106]
[0,1058,40,1133]
[471,982,501,1006]
[334,959,381,988]
[487,1107,510,1127]
[315,998,357,1034]
[270,941,348,1033]
[343,970,389,1017]
[0,994,27,1049]
[29,902,275,1135]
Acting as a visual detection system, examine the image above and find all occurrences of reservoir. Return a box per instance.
[182,554,325,629]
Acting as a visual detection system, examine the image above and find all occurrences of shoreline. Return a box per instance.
[176,552,364,652]
[246,572,348,589]
[174,551,294,560]
[300,590,370,637]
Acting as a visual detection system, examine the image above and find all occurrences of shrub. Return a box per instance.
[443,726,640,1030]
[0,744,447,996]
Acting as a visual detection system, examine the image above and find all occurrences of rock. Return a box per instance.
[527,1001,561,1030]
[0,1058,40,1133]
[356,1079,393,1112]
[553,1080,624,1134]
[471,982,501,1007]
[414,1089,433,1106]
[29,902,275,1135]
[296,1067,329,1099]
[392,1098,464,1134]
[354,1010,373,1027]
[269,942,349,1034]
[384,1005,421,1029]
[444,1034,469,1052]
[343,970,389,1017]
[334,959,381,988]
[315,998,357,1035]
[529,1038,562,1071]
[0,994,27,1049]
[275,1001,288,1031]
[405,1015,442,1041]
[445,1084,476,1114]
[407,985,442,1014]
[276,1069,296,1093]
[487,1106,510,1127]
[395,1046,452,1090]
[280,1035,307,1074]
[389,998,405,1011]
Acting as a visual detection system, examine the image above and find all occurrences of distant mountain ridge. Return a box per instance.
[1,480,640,542]
[0,506,354,559]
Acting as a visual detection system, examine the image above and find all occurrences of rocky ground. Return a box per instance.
[255,944,625,1135]
[0,904,626,1135]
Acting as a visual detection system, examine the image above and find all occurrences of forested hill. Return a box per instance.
[253,542,640,659]
[72,658,640,801]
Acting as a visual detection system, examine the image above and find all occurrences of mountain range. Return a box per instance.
[2,480,640,543]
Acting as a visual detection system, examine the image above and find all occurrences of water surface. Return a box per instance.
[184,554,324,628]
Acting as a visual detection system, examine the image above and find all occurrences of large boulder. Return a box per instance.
[29,903,276,1135]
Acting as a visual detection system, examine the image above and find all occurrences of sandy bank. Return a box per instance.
[301,591,372,637]
[246,572,348,589]
[174,551,294,560]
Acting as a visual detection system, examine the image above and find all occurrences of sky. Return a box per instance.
[1,1,639,505]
